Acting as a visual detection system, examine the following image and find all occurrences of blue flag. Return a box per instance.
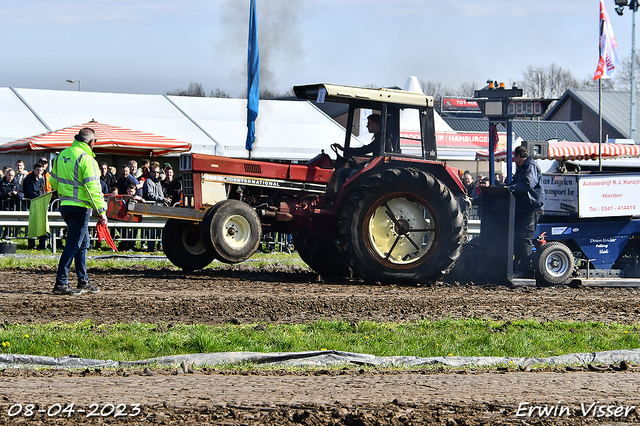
[246,0,259,152]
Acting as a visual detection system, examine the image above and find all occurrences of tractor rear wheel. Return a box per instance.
[339,168,465,284]
[162,219,215,270]
[293,232,351,277]
[201,200,261,264]
[535,241,575,286]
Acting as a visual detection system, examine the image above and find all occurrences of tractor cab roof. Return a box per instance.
[293,83,434,109]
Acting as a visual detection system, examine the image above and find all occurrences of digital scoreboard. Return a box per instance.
[478,99,553,118]
[507,100,545,117]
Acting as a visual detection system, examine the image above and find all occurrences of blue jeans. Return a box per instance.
[56,206,91,286]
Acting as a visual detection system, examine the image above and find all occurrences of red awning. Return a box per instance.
[0,121,192,156]
[476,141,640,162]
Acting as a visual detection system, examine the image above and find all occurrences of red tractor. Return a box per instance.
[126,83,468,284]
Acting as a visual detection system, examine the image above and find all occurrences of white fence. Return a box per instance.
[0,199,481,255]
[0,210,167,254]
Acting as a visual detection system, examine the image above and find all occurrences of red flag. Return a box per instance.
[594,0,618,80]
[96,222,118,252]
[489,124,499,152]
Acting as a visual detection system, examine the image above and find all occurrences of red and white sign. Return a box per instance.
[399,131,501,149]
[437,132,488,148]
[442,98,481,113]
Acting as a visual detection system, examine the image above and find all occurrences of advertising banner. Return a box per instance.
[578,175,640,218]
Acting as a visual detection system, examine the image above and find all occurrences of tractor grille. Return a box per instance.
[181,172,195,208]
[182,172,194,197]
[244,163,262,174]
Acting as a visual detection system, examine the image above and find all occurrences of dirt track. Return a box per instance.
[0,264,640,425]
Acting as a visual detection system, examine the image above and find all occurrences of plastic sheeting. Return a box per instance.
[1,349,639,370]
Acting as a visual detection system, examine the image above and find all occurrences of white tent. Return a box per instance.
[166,96,346,160]
[0,87,349,162]
[0,88,49,144]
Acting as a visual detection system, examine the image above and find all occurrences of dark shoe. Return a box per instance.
[52,285,84,296]
[77,281,100,294]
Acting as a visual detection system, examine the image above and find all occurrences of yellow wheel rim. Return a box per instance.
[222,214,252,249]
[367,197,435,265]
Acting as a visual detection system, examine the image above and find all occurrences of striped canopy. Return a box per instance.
[476,141,640,162]
[0,121,191,156]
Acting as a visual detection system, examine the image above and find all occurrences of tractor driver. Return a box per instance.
[331,113,393,157]
[329,113,395,196]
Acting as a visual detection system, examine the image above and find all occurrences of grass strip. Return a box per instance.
[0,319,638,362]
[0,245,301,269]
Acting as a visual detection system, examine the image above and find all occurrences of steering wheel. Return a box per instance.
[331,144,358,166]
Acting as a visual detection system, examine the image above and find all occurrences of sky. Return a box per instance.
[1,0,638,97]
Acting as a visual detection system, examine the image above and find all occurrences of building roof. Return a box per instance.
[443,117,589,142]
[546,89,637,142]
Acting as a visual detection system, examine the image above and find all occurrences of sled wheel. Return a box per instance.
[339,168,465,284]
[162,219,215,270]
[535,241,575,286]
[293,232,351,277]
[201,200,261,264]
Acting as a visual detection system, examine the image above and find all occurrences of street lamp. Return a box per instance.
[66,79,81,91]
[614,0,639,142]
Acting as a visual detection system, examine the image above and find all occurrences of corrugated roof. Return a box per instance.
[547,89,637,141]
[442,117,588,142]
[443,117,498,133]
[511,120,588,142]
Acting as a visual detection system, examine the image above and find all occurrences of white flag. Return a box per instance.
[594,0,619,80]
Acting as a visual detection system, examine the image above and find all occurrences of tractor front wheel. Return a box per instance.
[162,219,216,270]
[201,200,262,264]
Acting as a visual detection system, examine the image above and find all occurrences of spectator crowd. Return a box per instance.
[0,157,182,252]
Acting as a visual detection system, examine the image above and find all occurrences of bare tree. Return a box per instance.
[259,88,294,99]
[520,63,579,98]
[167,83,234,98]
[578,74,617,90]
[615,51,640,90]
[420,80,449,103]
[166,82,206,97]
[455,81,479,97]
[419,80,478,103]
[210,88,231,98]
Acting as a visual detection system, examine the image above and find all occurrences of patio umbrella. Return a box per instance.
[476,141,640,162]
[0,120,191,156]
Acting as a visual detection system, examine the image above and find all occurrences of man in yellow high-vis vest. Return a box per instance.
[50,127,108,295]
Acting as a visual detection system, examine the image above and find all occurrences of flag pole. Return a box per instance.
[599,78,603,171]
[631,4,637,142]
[593,0,619,172]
